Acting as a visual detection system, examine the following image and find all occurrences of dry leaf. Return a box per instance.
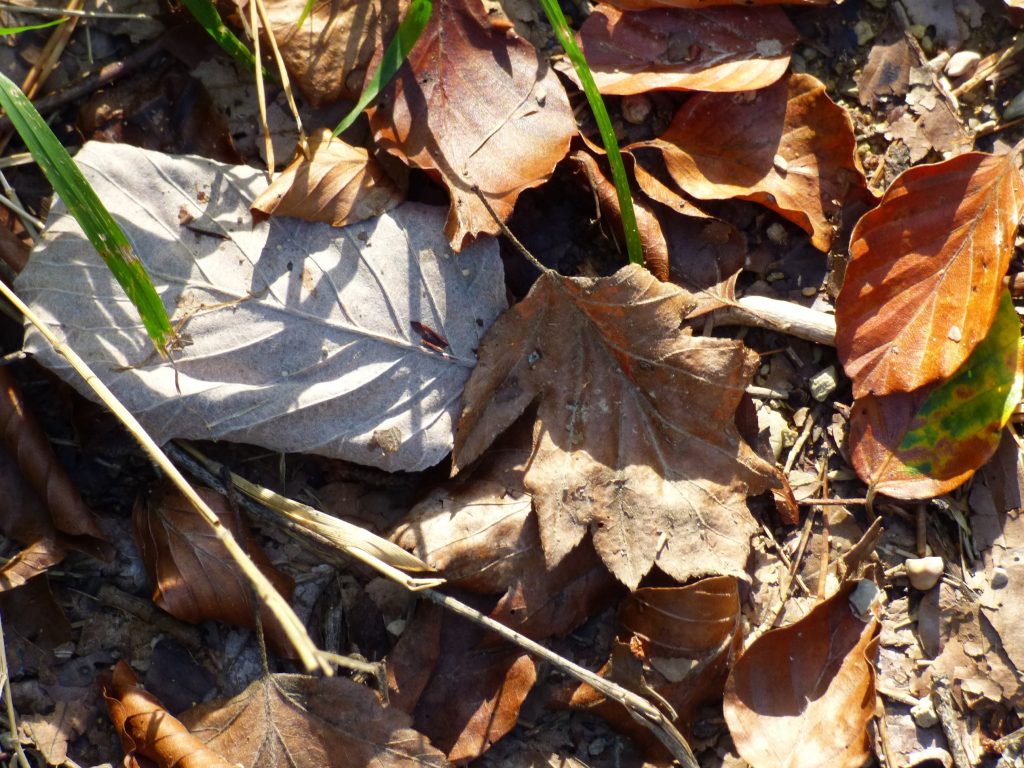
[836,151,1024,399]
[17,141,506,472]
[387,601,536,763]
[649,73,869,251]
[260,0,405,106]
[369,0,575,248]
[453,264,778,589]
[0,538,65,591]
[600,0,828,9]
[564,577,742,759]
[251,128,405,227]
[133,481,297,658]
[723,581,880,768]
[102,661,237,768]
[579,5,796,95]
[180,671,450,767]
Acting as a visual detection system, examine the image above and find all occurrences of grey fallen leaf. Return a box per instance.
[16,142,506,472]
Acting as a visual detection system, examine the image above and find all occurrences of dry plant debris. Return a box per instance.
[4,0,1024,766]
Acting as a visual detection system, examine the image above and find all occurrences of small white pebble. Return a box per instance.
[621,94,652,125]
[910,696,940,728]
[906,556,944,591]
[947,326,962,342]
[945,50,981,78]
[809,366,837,402]
[766,222,788,244]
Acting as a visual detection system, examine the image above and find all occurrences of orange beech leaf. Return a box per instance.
[180,671,450,767]
[563,576,742,760]
[0,367,111,561]
[133,480,297,658]
[369,0,575,249]
[260,0,405,106]
[387,601,535,763]
[453,264,779,589]
[579,5,796,95]
[102,661,236,768]
[251,128,406,227]
[0,538,65,591]
[649,73,870,251]
[723,581,880,768]
[835,151,1024,399]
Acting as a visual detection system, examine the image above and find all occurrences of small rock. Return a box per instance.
[1005,88,1024,121]
[907,747,952,767]
[991,566,1009,589]
[621,94,651,125]
[945,50,981,78]
[766,222,788,244]
[801,285,818,297]
[809,365,837,402]
[910,695,940,728]
[906,556,944,591]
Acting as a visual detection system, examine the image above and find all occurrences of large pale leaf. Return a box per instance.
[452,264,779,589]
[16,142,506,472]
[368,0,575,249]
[850,289,1024,499]
[647,73,868,251]
[579,6,797,95]
[836,151,1024,399]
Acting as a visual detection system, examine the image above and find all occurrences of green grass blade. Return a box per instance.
[295,0,315,27]
[536,0,643,268]
[0,72,173,350]
[179,0,259,72]
[0,18,67,35]
[332,0,432,137]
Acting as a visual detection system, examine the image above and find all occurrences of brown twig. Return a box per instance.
[933,676,973,768]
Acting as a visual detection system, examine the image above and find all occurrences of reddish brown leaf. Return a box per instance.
[132,481,297,658]
[0,575,70,675]
[564,577,742,759]
[650,73,869,251]
[102,661,236,768]
[602,0,828,9]
[453,264,778,589]
[835,151,1024,399]
[387,601,535,763]
[723,581,880,768]
[251,128,406,227]
[261,0,404,106]
[369,0,575,248]
[579,5,796,95]
[181,671,449,767]
[0,367,111,560]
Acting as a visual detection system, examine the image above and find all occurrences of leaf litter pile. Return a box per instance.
[7,0,1024,766]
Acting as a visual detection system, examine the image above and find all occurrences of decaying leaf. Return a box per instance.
[453,264,778,589]
[850,290,1024,499]
[251,128,406,227]
[836,151,1024,399]
[181,671,450,767]
[0,538,65,591]
[649,73,869,251]
[133,481,298,657]
[600,0,828,9]
[259,0,405,106]
[579,6,797,95]
[102,661,236,768]
[723,581,880,768]
[564,577,742,759]
[387,602,535,763]
[16,141,506,472]
[369,0,575,248]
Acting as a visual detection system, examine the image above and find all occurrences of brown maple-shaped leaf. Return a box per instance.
[132,480,297,658]
[647,73,870,251]
[723,581,880,768]
[453,264,778,589]
[579,5,796,95]
[261,0,404,106]
[179,671,449,767]
[835,151,1024,399]
[369,0,575,248]
[102,661,236,768]
[251,128,406,227]
[563,576,742,760]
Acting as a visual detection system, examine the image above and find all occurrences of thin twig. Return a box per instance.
[248,0,274,176]
[0,612,31,768]
[0,3,150,19]
[471,185,548,274]
[933,676,973,768]
[252,0,306,156]
[783,412,815,474]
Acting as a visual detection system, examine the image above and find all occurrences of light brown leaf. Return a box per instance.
[132,481,297,658]
[579,5,796,95]
[649,73,869,251]
[251,128,406,227]
[564,577,742,759]
[835,151,1024,399]
[453,264,778,589]
[261,0,405,106]
[0,538,65,591]
[723,581,880,768]
[181,671,449,767]
[369,0,575,248]
[601,0,828,9]
[102,661,236,768]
